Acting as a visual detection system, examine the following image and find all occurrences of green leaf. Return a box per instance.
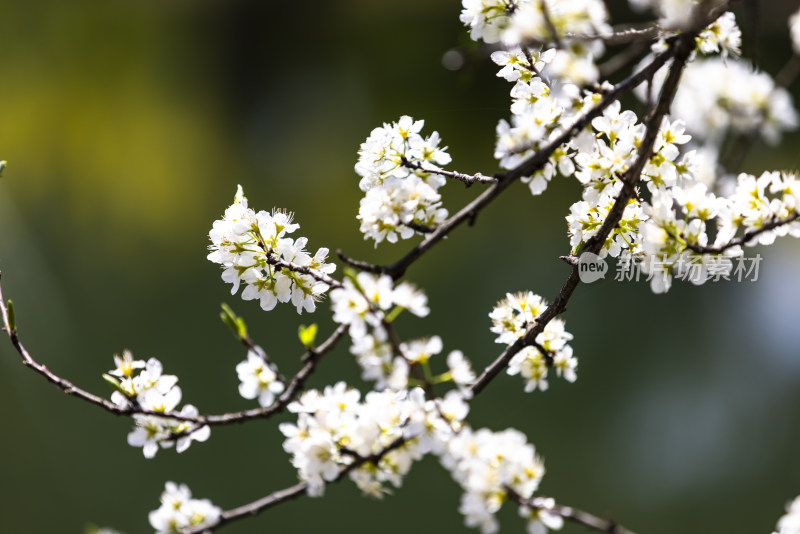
[6,299,16,335]
[298,323,318,348]
[102,373,128,396]
[220,303,248,340]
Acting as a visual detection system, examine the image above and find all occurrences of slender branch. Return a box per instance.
[506,488,638,534]
[404,159,497,186]
[0,271,136,416]
[518,22,663,49]
[336,248,382,271]
[405,221,437,234]
[684,212,800,255]
[0,276,347,426]
[185,435,410,534]
[265,251,343,290]
[423,166,496,186]
[775,54,800,90]
[539,0,562,47]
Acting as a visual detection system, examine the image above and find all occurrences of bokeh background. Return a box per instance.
[1,1,800,533]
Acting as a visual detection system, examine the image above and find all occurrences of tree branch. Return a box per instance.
[0,275,347,427]
[185,435,410,533]
[506,488,638,534]
[403,159,497,186]
[684,212,800,255]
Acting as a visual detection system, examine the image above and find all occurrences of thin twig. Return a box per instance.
[506,488,638,534]
[518,22,662,49]
[684,213,800,255]
[403,159,497,186]
[540,0,562,47]
[184,435,410,533]
[265,251,343,290]
[0,279,347,426]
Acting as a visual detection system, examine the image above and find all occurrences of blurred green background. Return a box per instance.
[2,1,800,533]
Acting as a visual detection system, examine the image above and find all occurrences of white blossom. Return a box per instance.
[208,186,336,314]
[236,350,285,407]
[355,116,452,245]
[645,58,798,147]
[106,352,210,458]
[148,482,221,534]
[791,8,800,56]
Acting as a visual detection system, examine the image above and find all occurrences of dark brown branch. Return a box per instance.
[404,160,497,186]
[507,488,638,534]
[540,0,562,47]
[335,249,381,272]
[185,435,410,534]
[0,271,139,416]
[165,324,347,426]
[684,212,800,255]
[405,221,437,234]
[265,251,343,290]
[518,22,662,49]
[0,275,347,426]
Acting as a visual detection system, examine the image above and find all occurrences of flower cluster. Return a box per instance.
[355,116,451,244]
[791,7,800,56]
[567,193,644,259]
[652,57,797,147]
[441,427,547,534]
[148,482,221,534]
[775,494,800,534]
[461,1,609,47]
[490,292,576,391]
[567,105,695,257]
[492,48,592,195]
[208,185,336,314]
[235,348,285,407]
[330,272,429,337]
[718,171,800,246]
[463,0,612,85]
[616,171,800,293]
[105,351,210,458]
[561,91,795,293]
[635,185,733,293]
[279,383,430,497]
[331,272,476,392]
[278,379,553,534]
[696,11,741,58]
